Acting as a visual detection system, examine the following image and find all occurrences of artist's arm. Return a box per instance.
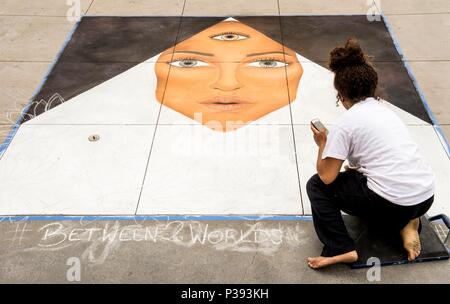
[310,124,344,185]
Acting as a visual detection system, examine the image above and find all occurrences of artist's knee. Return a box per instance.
[306,174,324,198]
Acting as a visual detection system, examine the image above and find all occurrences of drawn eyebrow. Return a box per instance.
[172,50,214,57]
[246,51,292,57]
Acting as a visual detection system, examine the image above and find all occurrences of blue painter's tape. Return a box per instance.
[382,14,450,157]
[83,14,375,17]
[0,18,82,157]
[0,215,313,222]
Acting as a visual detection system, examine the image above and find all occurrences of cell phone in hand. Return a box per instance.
[311,118,328,134]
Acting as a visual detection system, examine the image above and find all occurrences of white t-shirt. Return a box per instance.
[322,97,435,206]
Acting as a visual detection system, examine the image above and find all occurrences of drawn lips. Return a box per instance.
[199,97,253,112]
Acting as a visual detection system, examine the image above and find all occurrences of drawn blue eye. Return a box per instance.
[169,59,209,68]
[211,32,249,41]
[247,60,287,68]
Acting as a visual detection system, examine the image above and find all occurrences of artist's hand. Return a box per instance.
[310,123,327,147]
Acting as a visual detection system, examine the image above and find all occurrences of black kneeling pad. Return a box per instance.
[343,215,449,269]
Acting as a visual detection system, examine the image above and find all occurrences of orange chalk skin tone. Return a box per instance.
[155,20,303,132]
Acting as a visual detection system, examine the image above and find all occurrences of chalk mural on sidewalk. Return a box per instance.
[0,16,447,216]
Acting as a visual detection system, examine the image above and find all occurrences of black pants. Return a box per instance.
[306,170,434,257]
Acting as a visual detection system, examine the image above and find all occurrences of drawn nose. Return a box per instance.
[211,63,241,91]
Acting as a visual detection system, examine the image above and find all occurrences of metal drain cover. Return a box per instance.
[88,134,100,142]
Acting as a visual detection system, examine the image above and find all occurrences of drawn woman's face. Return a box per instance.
[155,20,303,132]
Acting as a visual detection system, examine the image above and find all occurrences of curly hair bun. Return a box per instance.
[329,38,368,72]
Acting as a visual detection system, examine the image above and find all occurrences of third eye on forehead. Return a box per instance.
[210,32,249,41]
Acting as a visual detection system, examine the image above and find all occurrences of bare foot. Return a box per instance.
[400,218,421,261]
[307,250,358,269]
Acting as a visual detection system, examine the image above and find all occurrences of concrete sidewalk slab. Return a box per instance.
[279,0,378,15]
[0,62,48,120]
[183,0,279,16]
[0,125,15,149]
[386,14,450,61]
[0,62,48,144]
[376,0,450,15]
[87,0,185,16]
[0,16,75,62]
[0,0,92,16]
[408,61,450,125]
